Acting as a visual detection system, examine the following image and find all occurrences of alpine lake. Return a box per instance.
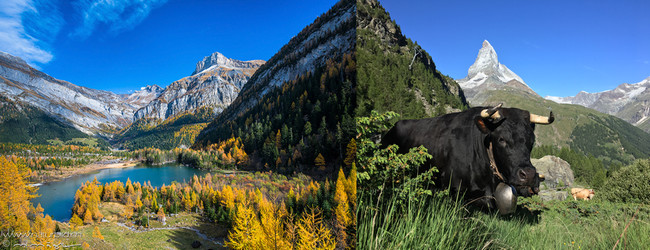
[31,163,208,221]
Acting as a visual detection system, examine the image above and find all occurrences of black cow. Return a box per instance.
[381,104,554,211]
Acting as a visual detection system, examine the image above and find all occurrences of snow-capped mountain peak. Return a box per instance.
[192,52,264,75]
[544,76,650,132]
[134,52,265,121]
[463,40,527,87]
[456,40,537,104]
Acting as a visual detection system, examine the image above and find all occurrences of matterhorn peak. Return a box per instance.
[467,40,503,79]
[459,40,528,89]
[456,40,537,104]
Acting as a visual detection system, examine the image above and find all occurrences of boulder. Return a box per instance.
[538,190,569,201]
[531,155,574,190]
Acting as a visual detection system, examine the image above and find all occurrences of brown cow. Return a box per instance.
[571,188,595,200]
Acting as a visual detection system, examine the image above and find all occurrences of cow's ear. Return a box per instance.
[475,117,491,134]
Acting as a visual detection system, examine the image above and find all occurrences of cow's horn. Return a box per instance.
[480,103,503,120]
[530,111,555,124]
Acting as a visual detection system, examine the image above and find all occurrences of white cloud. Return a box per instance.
[72,0,168,39]
[0,0,62,66]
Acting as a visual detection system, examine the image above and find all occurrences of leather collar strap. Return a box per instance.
[487,142,505,182]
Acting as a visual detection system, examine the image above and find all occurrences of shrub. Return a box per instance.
[600,159,650,203]
[356,111,435,205]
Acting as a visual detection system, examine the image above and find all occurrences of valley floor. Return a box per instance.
[54,203,227,250]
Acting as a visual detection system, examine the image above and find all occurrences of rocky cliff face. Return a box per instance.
[0,51,143,136]
[123,85,163,107]
[546,77,650,132]
[133,52,264,121]
[457,40,538,105]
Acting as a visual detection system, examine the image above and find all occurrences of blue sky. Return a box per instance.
[1,0,338,93]
[380,0,650,97]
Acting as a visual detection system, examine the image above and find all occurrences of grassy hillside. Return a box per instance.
[356,0,468,119]
[114,107,213,150]
[0,95,107,148]
[480,90,650,165]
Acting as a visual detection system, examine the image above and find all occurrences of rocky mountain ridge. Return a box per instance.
[133,52,264,121]
[123,85,164,107]
[545,77,650,132]
[0,51,147,136]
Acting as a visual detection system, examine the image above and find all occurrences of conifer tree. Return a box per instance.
[315,153,326,170]
[69,213,83,230]
[0,157,32,233]
[344,139,356,166]
[226,204,263,249]
[92,226,104,240]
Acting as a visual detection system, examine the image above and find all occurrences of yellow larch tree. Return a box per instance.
[314,153,326,170]
[258,197,290,249]
[92,226,104,240]
[0,156,32,233]
[344,139,356,167]
[69,213,83,230]
[296,208,335,250]
[334,168,350,228]
[226,204,263,249]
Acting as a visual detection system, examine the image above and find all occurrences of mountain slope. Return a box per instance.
[0,52,144,136]
[455,43,650,165]
[0,94,93,145]
[114,52,263,150]
[213,1,356,122]
[356,0,467,119]
[546,77,650,133]
[194,0,356,176]
[456,40,538,105]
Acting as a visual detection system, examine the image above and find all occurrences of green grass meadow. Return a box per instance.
[358,191,649,249]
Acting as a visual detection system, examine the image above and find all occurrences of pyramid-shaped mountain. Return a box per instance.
[457,40,538,105]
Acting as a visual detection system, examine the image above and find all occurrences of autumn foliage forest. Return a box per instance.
[0,48,357,249]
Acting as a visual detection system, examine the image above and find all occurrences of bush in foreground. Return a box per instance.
[600,159,650,203]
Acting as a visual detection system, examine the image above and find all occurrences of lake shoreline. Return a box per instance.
[33,159,141,184]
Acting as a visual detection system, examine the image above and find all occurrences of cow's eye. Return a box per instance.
[498,137,506,145]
